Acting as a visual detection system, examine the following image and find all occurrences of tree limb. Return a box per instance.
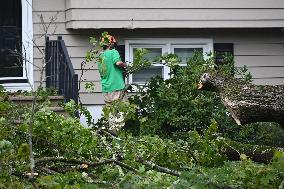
[198,73,284,127]
[136,156,181,177]
[38,167,58,175]
[35,157,138,173]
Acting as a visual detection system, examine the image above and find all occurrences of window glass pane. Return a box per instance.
[0,27,22,77]
[0,0,22,78]
[134,48,162,62]
[174,48,203,64]
[132,48,162,83]
[133,66,163,83]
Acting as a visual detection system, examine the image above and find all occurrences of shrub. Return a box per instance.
[125,51,236,136]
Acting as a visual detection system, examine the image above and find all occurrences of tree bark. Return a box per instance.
[198,73,284,128]
[219,139,282,163]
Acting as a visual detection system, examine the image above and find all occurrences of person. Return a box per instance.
[98,34,126,135]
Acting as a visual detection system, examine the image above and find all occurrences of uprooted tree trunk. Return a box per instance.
[198,73,284,128]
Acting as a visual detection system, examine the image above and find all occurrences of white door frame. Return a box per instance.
[1,0,33,91]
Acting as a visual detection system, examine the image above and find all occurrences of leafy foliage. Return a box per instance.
[0,41,284,188]
[125,51,236,136]
[175,156,284,189]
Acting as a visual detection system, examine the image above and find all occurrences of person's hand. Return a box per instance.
[116,61,126,68]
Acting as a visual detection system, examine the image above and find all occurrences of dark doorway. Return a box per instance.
[0,0,22,78]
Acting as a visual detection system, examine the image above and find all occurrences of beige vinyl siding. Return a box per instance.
[235,44,284,56]
[67,21,284,29]
[227,31,284,85]
[66,9,284,21]
[235,56,284,67]
[67,0,284,9]
[66,0,284,29]
[218,33,284,85]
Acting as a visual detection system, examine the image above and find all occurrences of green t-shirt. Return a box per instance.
[98,49,125,93]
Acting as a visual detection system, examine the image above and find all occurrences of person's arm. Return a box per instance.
[116,61,126,68]
[113,49,126,68]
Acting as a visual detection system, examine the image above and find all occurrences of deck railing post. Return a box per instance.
[73,74,79,104]
[45,37,51,88]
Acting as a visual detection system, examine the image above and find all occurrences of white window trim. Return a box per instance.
[1,0,33,91]
[125,38,213,84]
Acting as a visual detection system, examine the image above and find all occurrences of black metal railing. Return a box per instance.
[45,36,78,104]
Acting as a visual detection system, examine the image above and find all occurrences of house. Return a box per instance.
[1,0,284,123]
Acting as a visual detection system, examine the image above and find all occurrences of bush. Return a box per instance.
[125,52,236,136]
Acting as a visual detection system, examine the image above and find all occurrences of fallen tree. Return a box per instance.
[198,73,284,128]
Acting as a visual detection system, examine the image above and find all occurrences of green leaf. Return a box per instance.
[138,165,146,173]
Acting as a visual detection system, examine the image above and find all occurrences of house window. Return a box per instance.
[0,0,33,91]
[0,0,22,78]
[125,39,213,84]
